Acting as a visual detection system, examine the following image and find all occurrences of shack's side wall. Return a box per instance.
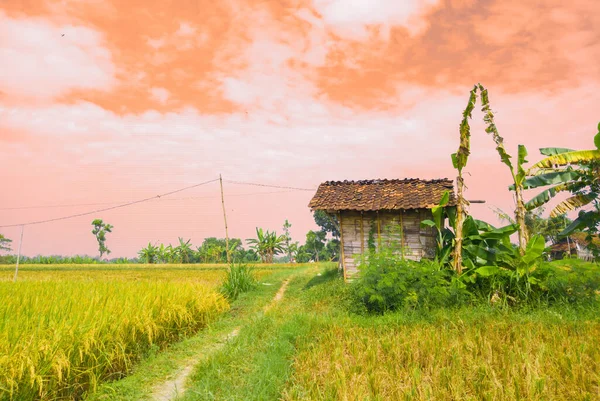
[339,209,436,277]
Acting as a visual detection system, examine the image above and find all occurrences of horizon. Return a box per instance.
[1,0,597,258]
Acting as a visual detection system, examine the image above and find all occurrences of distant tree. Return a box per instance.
[305,230,327,262]
[313,210,340,238]
[524,209,572,244]
[282,219,294,262]
[175,237,193,263]
[91,219,113,258]
[247,228,285,263]
[138,242,158,263]
[294,244,312,263]
[0,234,12,252]
[324,238,341,262]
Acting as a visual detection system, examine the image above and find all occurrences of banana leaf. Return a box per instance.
[516,144,528,183]
[521,235,546,265]
[550,193,595,217]
[531,150,600,169]
[539,147,574,156]
[520,170,581,189]
[524,181,586,210]
[475,265,500,277]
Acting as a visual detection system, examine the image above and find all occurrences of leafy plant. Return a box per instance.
[220,263,257,300]
[175,237,193,263]
[421,190,456,265]
[521,122,600,248]
[138,242,159,264]
[247,228,285,263]
[469,234,547,305]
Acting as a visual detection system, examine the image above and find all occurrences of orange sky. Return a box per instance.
[0,0,598,258]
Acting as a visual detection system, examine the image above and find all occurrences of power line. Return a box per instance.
[0,189,300,211]
[0,178,220,228]
[224,179,316,191]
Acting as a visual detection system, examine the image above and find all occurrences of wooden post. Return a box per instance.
[377,211,381,250]
[219,175,231,264]
[338,212,346,282]
[360,212,364,254]
[399,211,405,260]
[13,225,24,282]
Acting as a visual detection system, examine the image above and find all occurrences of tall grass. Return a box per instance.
[284,308,600,400]
[0,280,229,400]
[220,263,257,300]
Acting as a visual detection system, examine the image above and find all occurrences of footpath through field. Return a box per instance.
[85,267,308,401]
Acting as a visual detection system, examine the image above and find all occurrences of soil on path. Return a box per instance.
[150,279,291,401]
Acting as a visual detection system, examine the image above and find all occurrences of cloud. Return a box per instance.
[150,87,170,104]
[0,11,115,102]
[310,0,440,40]
[176,22,196,36]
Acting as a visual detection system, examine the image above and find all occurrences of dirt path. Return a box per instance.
[150,279,291,401]
[264,279,289,312]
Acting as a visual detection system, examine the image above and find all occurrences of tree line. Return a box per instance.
[0,212,341,265]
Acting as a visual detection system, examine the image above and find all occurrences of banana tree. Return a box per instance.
[247,228,285,263]
[421,190,456,265]
[451,84,530,271]
[479,87,529,254]
[138,242,158,264]
[175,237,193,264]
[521,122,600,238]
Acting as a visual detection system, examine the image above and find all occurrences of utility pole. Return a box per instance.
[219,174,231,264]
[13,225,24,282]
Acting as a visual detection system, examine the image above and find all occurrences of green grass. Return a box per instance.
[174,263,600,401]
[6,261,598,400]
[85,267,302,401]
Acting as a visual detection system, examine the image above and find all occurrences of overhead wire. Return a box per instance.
[0,178,220,228]
[0,189,299,211]
[224,179,316,191]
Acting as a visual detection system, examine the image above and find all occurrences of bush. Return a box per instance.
[541,262,600,304]
[352,250,470,314]
[220,263,257,300]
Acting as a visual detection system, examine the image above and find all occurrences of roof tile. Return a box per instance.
[308,178,456,211]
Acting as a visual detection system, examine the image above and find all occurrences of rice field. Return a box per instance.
[0,264,283,400]
[283,309,600,401]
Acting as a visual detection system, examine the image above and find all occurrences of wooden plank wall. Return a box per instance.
[340,209,436,277]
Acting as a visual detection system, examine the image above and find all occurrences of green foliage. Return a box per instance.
[0,234,12,252]
[91,219,113,258]
[0,254,109,264]
[522,122,600,252]
[421,190,455,264]
[247,228,285,263]
[219,263,257,300]
[542,261,600,304]
[138,242,158,264]
[313,210,340,238]
[353,248,470,314]
[282,220,294,262]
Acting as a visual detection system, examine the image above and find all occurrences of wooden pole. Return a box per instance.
[377,211,381,250]
[219,175,231,264]
[13,225,24,282]
[399,211,405,260]
[360,212,364,254]
[338,212,346,282]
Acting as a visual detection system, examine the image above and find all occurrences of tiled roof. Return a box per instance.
[308,179,456,211]
[550,233,600,252]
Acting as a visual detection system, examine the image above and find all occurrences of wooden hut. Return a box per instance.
[549,232,598,262]
[308,179,456,279]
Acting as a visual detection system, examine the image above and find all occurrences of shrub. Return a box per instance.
[220,263,257,300]
[352,249,470,314]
